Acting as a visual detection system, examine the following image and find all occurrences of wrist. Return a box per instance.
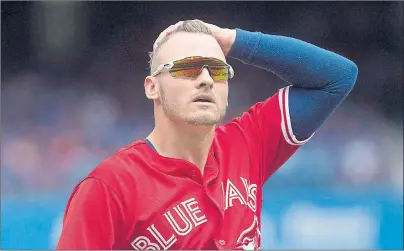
[226,29,262,63]
[223,28,237,56]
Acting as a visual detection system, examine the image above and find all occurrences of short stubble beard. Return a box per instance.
[159,86,226,126]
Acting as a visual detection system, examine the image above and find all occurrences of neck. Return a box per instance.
[147,116,215,173]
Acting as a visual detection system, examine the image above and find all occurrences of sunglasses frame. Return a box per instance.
[151,56,234,80]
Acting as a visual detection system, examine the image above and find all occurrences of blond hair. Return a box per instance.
[149,20,213,74]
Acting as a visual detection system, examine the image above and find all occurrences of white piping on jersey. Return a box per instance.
[279,86,314,146]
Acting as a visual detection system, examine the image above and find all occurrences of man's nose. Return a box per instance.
[196,67,214,90]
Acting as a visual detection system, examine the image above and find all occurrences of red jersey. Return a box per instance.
[57,86,310,250]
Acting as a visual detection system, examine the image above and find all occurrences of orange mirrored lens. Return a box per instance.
[208,66,229,81]
[169,57,230,81]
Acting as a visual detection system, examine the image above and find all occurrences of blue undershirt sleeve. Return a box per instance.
[227,29,358,140]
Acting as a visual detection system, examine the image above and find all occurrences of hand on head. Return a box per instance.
[153,20,236,56]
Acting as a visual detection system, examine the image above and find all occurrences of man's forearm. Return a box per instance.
[227,28,358,140]
[227,29,357,89]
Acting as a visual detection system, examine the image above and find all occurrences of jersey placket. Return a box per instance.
[203,153,227,249]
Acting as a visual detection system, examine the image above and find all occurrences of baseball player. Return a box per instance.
[57,20,358,250]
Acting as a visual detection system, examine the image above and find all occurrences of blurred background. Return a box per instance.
[1,1,403,250]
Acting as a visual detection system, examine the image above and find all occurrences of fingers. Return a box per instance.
[152,20,219,51]
[153,21,184,50]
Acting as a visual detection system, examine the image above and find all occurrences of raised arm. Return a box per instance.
[227,29,358,140]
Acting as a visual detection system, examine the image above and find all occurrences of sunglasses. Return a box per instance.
[151,56,234,81]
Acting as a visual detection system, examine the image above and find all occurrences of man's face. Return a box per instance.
[150,32,229,126]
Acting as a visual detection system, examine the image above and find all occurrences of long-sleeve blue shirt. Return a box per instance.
[227,29,358,140]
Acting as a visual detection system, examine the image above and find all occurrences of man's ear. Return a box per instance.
[144,76,159,100]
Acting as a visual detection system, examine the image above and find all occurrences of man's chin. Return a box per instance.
[184,114,223,126]
[185,118,218,126]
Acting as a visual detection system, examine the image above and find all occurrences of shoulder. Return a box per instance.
[215,88,284,143]
[90,140,148,175]
[84,140,152,201]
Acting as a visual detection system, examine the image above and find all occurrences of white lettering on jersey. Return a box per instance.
[147,224,176,250]
[131,236,160,250]
[181,198,207,227]
[240,177,258,213]
[131,179,260,250]
[221,182,225,201]
[131,198,208,249]
[164,205,193,236]
[224,179,247,210]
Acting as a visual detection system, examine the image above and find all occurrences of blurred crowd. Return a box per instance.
[1,2,403,196]
[1,71,402,195]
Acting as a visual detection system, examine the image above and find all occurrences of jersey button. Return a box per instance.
[219,240,226,245]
